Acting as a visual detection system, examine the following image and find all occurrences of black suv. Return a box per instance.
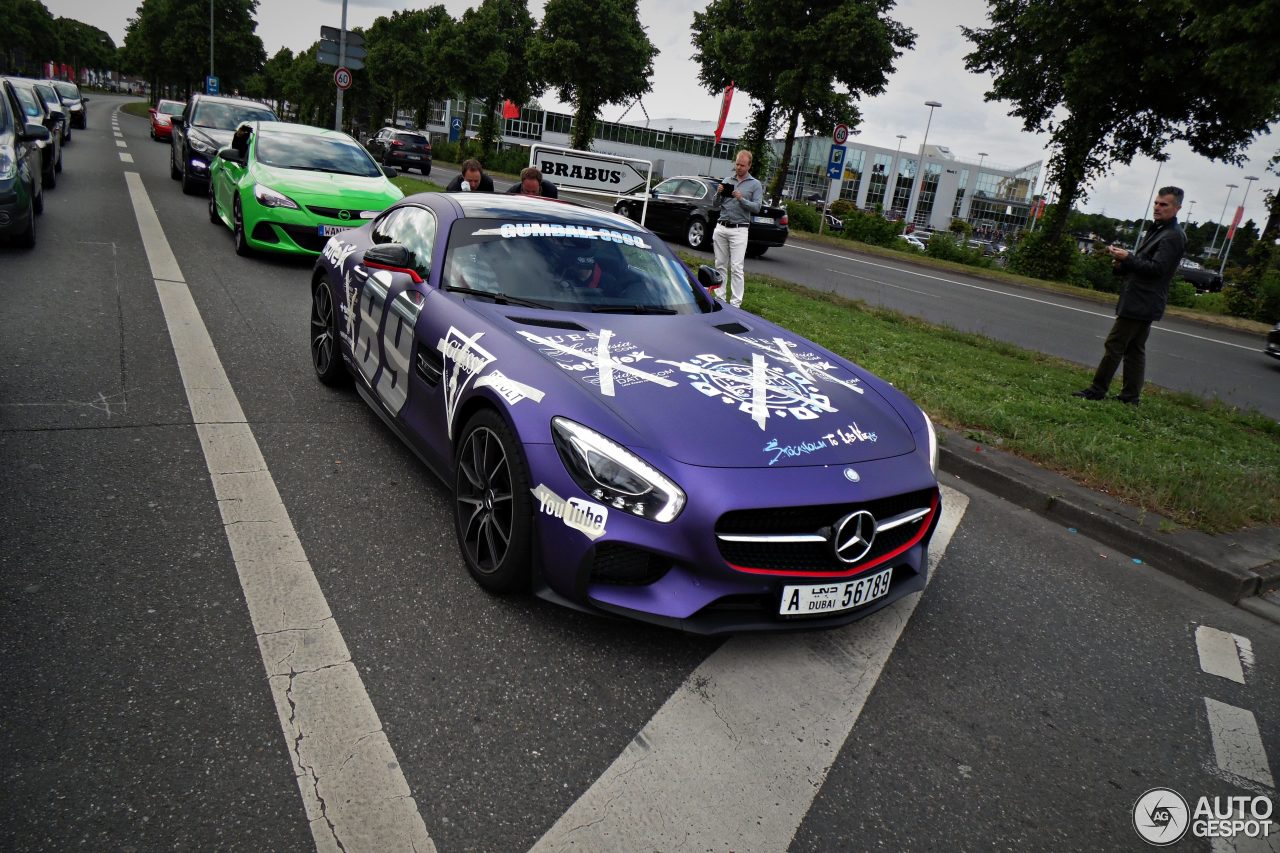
[170,93,276,194]
[364,127,432,175]
[613,175,789,257]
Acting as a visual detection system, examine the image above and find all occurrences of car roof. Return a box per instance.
[193,93,272,108]
[251,120,345,138]
[437,193,645,230]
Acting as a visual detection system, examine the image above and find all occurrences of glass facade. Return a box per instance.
[866,153,893,210]
[891,157,917,215]
[838,148,865,202]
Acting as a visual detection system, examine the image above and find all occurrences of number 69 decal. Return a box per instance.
[351,270,423,416]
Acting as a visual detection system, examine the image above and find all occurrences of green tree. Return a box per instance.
[122,0,265,97]
[365,7,454,132]
[244,46,293,114]
[450,0,539,159]
[54,18,115,72]
[1,0,60,75]
[694,0,914,199]
[964,0,1280,279]
[532,0,658,151]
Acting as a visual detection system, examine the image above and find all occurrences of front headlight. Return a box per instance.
[253,184,299,210]
[923,412,938,476]
[0,146,16,180]
[552,417,685,523]
[188,134,216,155]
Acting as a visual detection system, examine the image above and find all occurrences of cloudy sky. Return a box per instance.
[50,0,1277,230]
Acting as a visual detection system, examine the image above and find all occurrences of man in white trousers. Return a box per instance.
[712,150,763,307]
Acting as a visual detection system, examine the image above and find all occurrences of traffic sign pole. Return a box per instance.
[334,0,348,131]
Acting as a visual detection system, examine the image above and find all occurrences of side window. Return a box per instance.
[653,178,681,195]
[370,207,438,280]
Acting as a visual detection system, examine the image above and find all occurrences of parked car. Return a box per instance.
[1265,323,1280,363]
[363,127,432,175]
[4,78,61,189]
[32,81,69,146]
[45,79,87,130]
[897,234,926,252]
[0,78,49,247]
[208,121,403,256]
[613,175,789,257]
[1175,257,1224,293]
[308,193,941,633]
[149,99,185,141]
[171,93,277,195]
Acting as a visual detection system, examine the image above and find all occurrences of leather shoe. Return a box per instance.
[1114,396,1140,406]
[1071,389,1105,400]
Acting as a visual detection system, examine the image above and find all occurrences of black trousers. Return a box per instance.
[1088,316,1152,400]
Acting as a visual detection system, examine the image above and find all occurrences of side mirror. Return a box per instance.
[649,187,659,197]
[48,108,65,122]
[697,264,724,291]
[363,243,423,282]
[81,96,90,103]
[382,165,398,179]
[148,107,157,116]
[20,123,51,143]
[216,147,246,165]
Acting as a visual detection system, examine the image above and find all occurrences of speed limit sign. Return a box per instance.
[334,67,352,90]
[833,123,849,145]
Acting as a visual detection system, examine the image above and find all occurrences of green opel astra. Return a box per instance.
[209,121,404,257]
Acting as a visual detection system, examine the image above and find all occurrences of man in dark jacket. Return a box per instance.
[1073,186,1186,405]
[445,159,494,192]
[504,166,559,198]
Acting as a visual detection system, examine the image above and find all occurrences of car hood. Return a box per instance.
[497,310,919,469]
[190,126,235,148]
[253,163,400,206]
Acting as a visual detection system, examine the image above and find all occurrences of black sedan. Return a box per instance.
[0,78,49,247]
[363,127,432,175]
[613,175,789,257]
[170,93,277,195]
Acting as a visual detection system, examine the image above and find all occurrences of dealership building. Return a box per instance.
[417,102,1043,233]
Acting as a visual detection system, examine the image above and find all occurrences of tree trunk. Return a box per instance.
[768,109,800,201]
[571,100,597,151]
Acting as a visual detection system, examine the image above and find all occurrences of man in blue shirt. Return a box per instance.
[713,150,763,307]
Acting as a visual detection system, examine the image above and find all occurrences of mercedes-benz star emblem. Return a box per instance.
[831,510,877,564]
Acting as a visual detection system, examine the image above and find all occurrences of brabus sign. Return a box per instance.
[531,145,650,197]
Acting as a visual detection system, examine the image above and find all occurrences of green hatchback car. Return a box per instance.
[208,121,403,256]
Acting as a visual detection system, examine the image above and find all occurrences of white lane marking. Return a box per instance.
[114,131,123,138]
[532,485,969,853]
[115,139,127,148]
[788,243,1259,351]
[1209,810,1280,853]
[119,153,133,163]
[827,267,939,298]
[123,172,436,853]
[1204,697,1276,788]
[1197,626,1247,684]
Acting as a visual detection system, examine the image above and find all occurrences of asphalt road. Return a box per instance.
[2,96,1277,852]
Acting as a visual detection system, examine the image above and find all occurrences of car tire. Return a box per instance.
[180,165,202,196]
[453,410,534,594]
[42,161,56,189]
[233,196,251,256]
[208,189,221,224]
[170,148,181,180]
[746,245,767,258]
[14,199,35,248]
[32,179,43,215]
[54,149,62,173]
[686,217,709,251]
[310,276,349,387]
[421,164,431,177]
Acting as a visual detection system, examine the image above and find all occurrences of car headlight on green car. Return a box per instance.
[253,184,299,210]
[552,417,685,522]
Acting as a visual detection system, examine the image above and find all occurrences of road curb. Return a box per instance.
[937,427,1280,617]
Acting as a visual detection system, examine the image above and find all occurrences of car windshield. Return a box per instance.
[255,131,382,177]
[157,100,185,116]
[193,101,275,130]
[34,86,58,110]
[51,81,80,100]
[444,218,708,314]
[12,86,41,118]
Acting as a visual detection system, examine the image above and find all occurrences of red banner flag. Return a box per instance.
[1226,205,1245,241]
[502,100,520,120]
[714,82,734,144]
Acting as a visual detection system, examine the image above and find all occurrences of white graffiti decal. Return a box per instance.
[517,329,677,396]
[729,335,866,395]
[763,421,878,466]
[657,353,836,431]
[438,327,496,436]
[341,268,359,345]
[474,370,546,405]
[531,484,609,540]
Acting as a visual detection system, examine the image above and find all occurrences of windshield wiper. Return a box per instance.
[590,305,679,314]
[445,286,555,309]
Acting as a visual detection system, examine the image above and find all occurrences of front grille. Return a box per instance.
[306,206,373,220]
[277,224,330,252]
[716,489,935,574]
[590,543,670,586]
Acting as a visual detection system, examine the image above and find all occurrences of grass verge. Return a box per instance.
[698,259,1280,534]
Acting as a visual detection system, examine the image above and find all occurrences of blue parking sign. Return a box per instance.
[827,145,846,179]
[205,75,220,95]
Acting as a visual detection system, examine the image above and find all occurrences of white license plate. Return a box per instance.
[318,224,352,236]
[405,153,420,159]
[752,215,774,224]
[779,567,893,616]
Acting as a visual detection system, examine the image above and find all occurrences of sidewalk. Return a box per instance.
[936,423,1280,623]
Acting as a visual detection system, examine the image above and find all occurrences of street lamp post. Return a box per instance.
[904,100,941,229]
[1131,160,1164,250]
[1186,200,1196,223]
[1208,183,1239,256]
[977,152,987,171]
[1218,175,1259,277]
[209,0,214,79]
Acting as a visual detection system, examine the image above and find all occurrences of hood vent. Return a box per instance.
[714,321,751,334]
[509,316,589,332]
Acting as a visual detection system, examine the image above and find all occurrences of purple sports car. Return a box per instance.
[310,193,941,634]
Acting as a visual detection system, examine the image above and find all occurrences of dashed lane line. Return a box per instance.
[123,171,435,853]
[532,485,968,853]
[1204,697,1276,789]
[1197,625,1249,684]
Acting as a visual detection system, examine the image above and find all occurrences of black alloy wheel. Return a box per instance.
[310,277,348,386]
[453,410,533,593]
[208,189,220,224]
[233,196,251,256]
[170,145,181,180]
